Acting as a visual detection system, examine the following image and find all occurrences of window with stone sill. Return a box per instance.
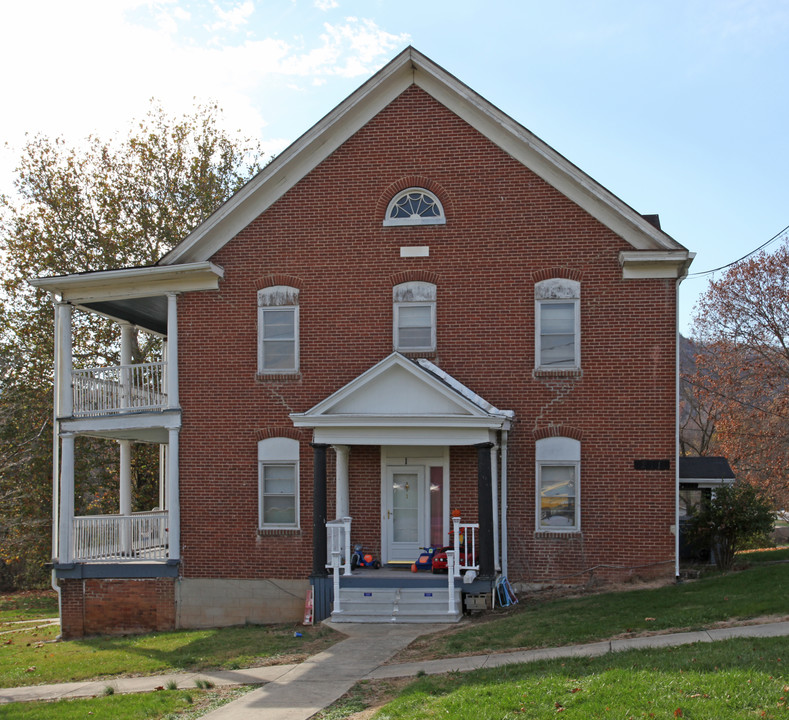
[258,286,299,374]
[393,281,436,352]
[536,436,580,532]
[383,188,445,226]
[258,437,300,530]
[535,278,580,371]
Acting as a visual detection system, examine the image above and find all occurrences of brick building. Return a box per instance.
[33,48,693,637]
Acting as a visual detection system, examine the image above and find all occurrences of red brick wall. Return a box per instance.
[59,578,175,639]
[177,85,677,586]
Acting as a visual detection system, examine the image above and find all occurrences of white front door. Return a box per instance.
[385,465,427,562]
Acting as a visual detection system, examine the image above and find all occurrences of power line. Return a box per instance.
[686,223,789,279]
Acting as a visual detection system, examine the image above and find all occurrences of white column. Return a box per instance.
[333,445,350,519]
[159,445,167,509]
[120,322,133,410]
[166,293,179,409]
[167,428,180,560]
[56,303,73,418]
[59,434,75,564]
[119,439,132,554]
[54,302,73,564]
[491,443,500,573]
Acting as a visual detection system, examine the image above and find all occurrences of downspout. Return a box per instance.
[675,257,693,581]
[501,429,509,578]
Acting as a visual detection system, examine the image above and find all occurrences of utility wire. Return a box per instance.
[686,223,789,278]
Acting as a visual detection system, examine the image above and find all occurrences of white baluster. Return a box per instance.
[331,550,341,614]
[446,550,456,614]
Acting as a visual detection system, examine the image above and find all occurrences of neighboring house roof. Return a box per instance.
[680,456,737,484]
[159,46,692,278]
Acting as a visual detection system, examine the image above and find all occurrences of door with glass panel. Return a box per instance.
[385,466,426,562]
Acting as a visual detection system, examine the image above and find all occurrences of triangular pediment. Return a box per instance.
[291,353,510,426]
[160,47,689,273]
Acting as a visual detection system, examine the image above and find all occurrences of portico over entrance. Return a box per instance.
[290,353,514,583]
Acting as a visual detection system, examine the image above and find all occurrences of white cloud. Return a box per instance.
[205,0,255,33]
[0,1,409,193]
[314,0,339,10]
[278,18,408,77]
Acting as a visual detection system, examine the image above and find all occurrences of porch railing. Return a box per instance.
[452,516,479,578]
[72,362,167,417]
[73,511,168,562]
[326,516,352,576]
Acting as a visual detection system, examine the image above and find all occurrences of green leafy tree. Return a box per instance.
[0,102,264,588]
[687,483,775,571]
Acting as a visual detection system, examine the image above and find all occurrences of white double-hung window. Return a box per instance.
[536,436,581,531]
[258,437,299,529]
[258,286,299,373]
[393,281,436,352]
[535,278,580,370]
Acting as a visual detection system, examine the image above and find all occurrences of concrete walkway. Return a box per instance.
[2,620,788,718]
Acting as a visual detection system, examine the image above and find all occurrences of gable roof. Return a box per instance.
[290,352,511,446]
[160,47,691,276]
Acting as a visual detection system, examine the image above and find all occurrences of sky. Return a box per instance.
[1,0,787,335]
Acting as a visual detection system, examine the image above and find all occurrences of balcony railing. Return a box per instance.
[72,362,167,417]
[73,511,168,562]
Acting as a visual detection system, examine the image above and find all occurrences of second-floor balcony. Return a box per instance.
[72,362,167,417]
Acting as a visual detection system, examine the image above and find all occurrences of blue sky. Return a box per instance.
[2,0,788,334]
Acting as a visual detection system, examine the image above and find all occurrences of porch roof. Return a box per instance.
[290,353,513,446]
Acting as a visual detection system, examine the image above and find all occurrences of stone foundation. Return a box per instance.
[176,578,310,628]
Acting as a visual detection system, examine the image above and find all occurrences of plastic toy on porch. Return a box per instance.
[350,544,381,570]
[411,545,443,572]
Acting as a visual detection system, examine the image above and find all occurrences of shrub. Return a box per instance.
[687,482,774,570]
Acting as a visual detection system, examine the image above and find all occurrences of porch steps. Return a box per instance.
[331,585,462,623]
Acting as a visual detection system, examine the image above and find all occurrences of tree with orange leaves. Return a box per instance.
[690,239,789,509]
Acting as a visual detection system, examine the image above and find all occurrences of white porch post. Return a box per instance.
[167,428,180,560]
[119,322,134,553]
[166,292,179,409]
[119,440,132,554]
[55,302,73,564]
[59,433,75,564]
[56,303,73,418]
[333,445,350,519]
[491,443,500,573]
[159,445,167,509]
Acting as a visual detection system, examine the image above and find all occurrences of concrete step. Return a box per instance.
[331,586,463,623]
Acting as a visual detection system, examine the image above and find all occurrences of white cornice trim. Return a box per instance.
[619,250,695,279]
[159,47,688,267]
[29,262,224,303]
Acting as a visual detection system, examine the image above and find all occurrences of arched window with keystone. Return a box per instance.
[383,188,445,226]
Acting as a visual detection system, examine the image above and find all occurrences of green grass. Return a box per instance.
[402,563,789,660]
[0,686,252,720]
[369,637,788,719]
[0,590,58,622]
[0,621,338,688]
[739,546,789,563]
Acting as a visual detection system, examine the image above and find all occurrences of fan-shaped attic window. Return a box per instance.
[383,188,445,227]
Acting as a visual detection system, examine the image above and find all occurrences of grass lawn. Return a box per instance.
[739,546,789,563]
[354,636,788,720]
[396,561,789,662]
[0,686,252,720]
[0,590,58,623]
[0,621,338,688]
